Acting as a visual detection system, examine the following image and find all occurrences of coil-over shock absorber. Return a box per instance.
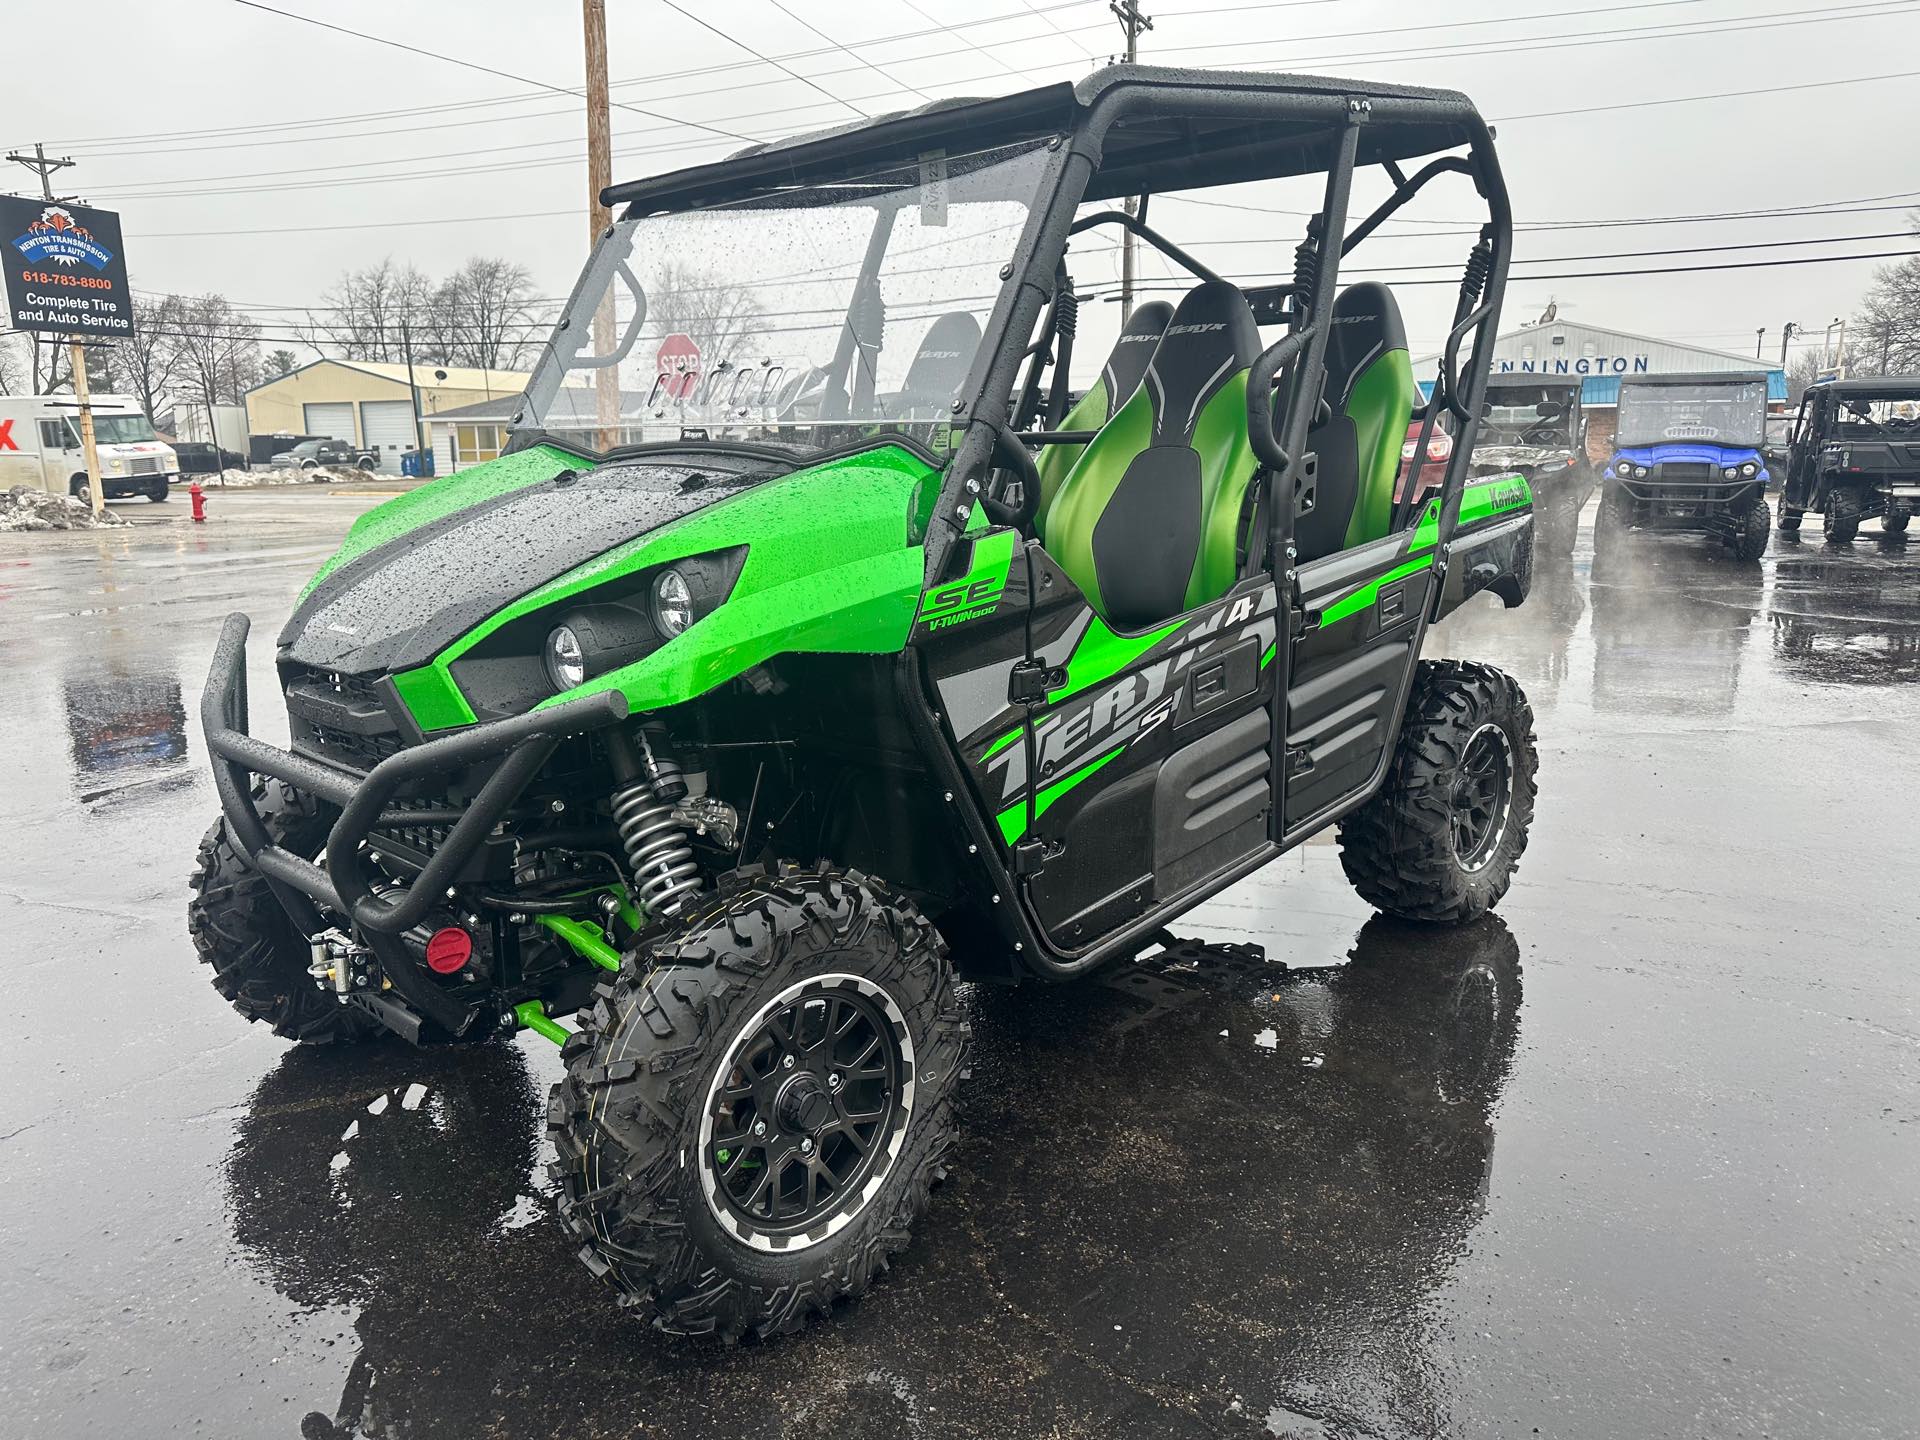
[606,726,701,919]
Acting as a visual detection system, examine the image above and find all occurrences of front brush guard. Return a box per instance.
[200,613,629,1036]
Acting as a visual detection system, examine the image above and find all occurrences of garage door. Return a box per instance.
[302,401,355,442]
[360,400,417,474]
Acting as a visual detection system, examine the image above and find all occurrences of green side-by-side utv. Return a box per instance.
[190,66,1539,1339]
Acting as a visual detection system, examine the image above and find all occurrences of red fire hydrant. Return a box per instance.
[189,481,207,523]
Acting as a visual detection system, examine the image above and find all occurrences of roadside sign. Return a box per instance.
[0,195,136,339]
[656,332,701,400]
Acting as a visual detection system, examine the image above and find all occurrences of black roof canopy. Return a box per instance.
[606,65,1488,215]
[1807,374,1920,397]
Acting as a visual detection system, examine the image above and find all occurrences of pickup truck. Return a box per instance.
[269,438,379,471]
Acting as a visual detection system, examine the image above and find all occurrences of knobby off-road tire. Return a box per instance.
[1777,505,1803,534]
[548,864,968,1341]
[1542,488,1581,556]
[187,778,378,1044]
[1729,498,1770,563]
[1591,483,1630,558]
[1338,660,1539,925]
[1825,486,1863,543]
[1883,498,1910,535]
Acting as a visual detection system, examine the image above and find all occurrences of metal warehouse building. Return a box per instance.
[244,360,530,473]
[1422,318,1788,456]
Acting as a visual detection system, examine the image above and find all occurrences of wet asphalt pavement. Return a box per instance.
[2,492,1916,1439]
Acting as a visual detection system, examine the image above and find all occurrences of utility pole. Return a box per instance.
[401,317,426,473]
[1779,321,1799,369]
[6,143,103,518]
[1111,0,1152,312]
[1755,327,1766,360]
[584,0,619,451]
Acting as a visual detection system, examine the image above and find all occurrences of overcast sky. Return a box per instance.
[9,0,1916,369]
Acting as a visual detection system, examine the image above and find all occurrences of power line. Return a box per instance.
[224,0,755,142]
[769,1,935,104]
[657,0,869,119]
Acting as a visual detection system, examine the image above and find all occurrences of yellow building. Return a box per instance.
[244,360,530,473]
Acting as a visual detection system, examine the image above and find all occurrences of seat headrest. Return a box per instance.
[1099,300,1174,409]
[898,311,982,407]
[1143,281,1261,445]
[1322,282,1409,408]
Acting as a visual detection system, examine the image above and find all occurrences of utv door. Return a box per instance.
[1280,529,1433,835]
[1007,545,1282,951]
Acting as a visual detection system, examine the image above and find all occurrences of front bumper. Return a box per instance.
[200,613,628,1028]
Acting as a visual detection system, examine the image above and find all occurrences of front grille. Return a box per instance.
[128,457,163,475]
[371,797,455,869]
[1656,462,1714,484]
[284,666,404,772]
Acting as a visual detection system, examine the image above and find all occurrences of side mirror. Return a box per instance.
[1536,400,1565,419]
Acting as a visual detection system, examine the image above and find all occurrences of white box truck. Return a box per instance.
[0,394,180,503]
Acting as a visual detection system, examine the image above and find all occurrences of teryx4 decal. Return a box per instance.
[986,587,1277,807]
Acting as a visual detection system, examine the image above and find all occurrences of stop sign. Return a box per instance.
[656,333,702,400]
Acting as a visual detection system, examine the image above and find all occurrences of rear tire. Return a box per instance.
[548,865,968,1340]
[1825,487,1862,542]
[1730,498,1770,562]
[1883,498,1910,535]
[1338,660,1538,925]
[187,779,378,1044]
[1777,505,1803,534]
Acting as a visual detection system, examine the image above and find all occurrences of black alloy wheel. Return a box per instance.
[1449,723,1515,873]
[701,975,911,1250]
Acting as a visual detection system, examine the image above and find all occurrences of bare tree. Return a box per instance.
[643,261,766,370]
[307,258,437,363]
[117,293,188,418]
[435,257,542,370]
[176,294,262,411]
[0,330,29,394]
[1846,210,1920,379]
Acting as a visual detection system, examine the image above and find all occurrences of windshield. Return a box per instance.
[1617,380,1766,447]
[93,414,156,445]
[1478,385,1574,445]
[521,139,1054,459]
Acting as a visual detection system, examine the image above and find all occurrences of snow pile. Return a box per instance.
[207,465,366,487]
[0,486,131,532]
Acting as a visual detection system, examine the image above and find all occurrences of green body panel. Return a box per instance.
[301,444,578,599]
[1342,349,1416,549]
[392,666,477,731]
[1050,613,1185,705]
[393,445,942,727]
[1033,376,1108,538]
[1042,369,1258,623]
[1310,472,1533,629]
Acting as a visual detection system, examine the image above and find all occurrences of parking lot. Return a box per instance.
[1,491,1915,1439]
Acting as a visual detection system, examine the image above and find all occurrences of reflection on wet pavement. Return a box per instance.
[2,493,1917,1438]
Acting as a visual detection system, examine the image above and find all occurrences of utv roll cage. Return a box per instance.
[551,65,1513,589]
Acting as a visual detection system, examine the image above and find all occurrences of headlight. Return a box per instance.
[544,624,585,690]
[107,458,124,472]
[1740,461,1757,477]
[651,568,695,637]
[1723,466,1739,479]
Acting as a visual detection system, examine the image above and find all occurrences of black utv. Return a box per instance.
[1469,374,1596,555]
[1777,375,1920,540]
